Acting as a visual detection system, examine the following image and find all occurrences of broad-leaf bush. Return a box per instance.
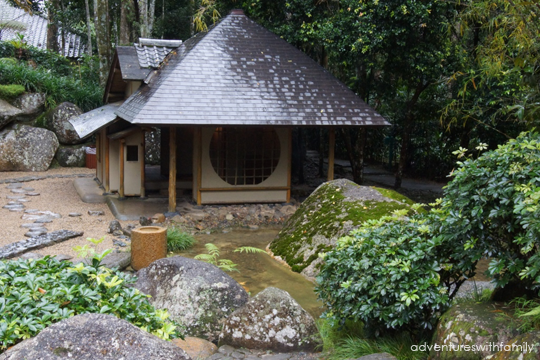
[316,209,452,336]
[0,256,183,351]
[434,131,540,289]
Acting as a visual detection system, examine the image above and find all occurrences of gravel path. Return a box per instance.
[0,168,138,259]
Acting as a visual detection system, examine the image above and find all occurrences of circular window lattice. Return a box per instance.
[209,127,281,185]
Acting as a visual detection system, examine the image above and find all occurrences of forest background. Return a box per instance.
[3,0,539,188]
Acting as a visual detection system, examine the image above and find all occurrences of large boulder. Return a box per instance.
[12,93,46,123]
[0,99,22,129]
[488,331,540,360]
[268,179,417,279]
[0,125,59,171]
[47,101,83,144]
[431,303,519,359]
[219,287,321,352]
[55,144,86,167]
[0,313,191,360]
[134,256,249,342]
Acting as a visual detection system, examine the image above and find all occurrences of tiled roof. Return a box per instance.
[0,0,86,57]
[134,38,182,69]
[116,12,389,127]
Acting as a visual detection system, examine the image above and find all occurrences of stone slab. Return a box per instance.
[0,230,83,259]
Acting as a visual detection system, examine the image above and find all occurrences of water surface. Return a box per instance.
[177,228,324,318]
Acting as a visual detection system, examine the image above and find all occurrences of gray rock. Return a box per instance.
[33,217,53,223]
[46,102,84,144]
[12,93,46,123]
[54,254,73,261]
[19,252,43,260]
[113,239,127,247]
[88,210,105,216]
[55,145,86,167]
[135,256,248,342]
[108,219,122,233]
[6,183,23,189]
[140,216,152,226]
[0,230,83,259]
[0,98,23,129]
[69,212,82,217]
[24,229,47,237]
[0,125,59,171]
[25,192,40,196]
[219,287,321,352]
[100,252,131,270]
[22,211,61,220]
[0,313,190,360]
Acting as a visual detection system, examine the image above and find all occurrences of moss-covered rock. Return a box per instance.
[487,331,540,360]
[431,303,519,360]
[268,178,416,279]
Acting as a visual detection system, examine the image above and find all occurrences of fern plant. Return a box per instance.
[194,243,265,272]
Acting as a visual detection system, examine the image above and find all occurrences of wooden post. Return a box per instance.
[327,128,335,181]
[119,139,125,198]
[287,127,292,203]
[168,127,177,212]
[196,128,202,205]
[140,130,146,198]
[104,132,110,193]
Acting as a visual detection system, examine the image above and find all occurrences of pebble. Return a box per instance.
[6,183,23,189]
[54,254,73,261]
[34,218,53,224]
[19,252,43,260]
[9,208,25,212]
[21,223,39,228]
[113,240,127,247]
[88,210,105,216]
[22,187,34,191]
[24,209,39,214]
[26,192,41,196]
[6,195,25,199]
[25,229,47,237]
[10,189,26,194]
[69,212,82,217]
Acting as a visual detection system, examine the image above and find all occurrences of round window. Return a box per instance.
[209,127,281,185]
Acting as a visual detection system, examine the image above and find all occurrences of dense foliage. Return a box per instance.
[316,209,452,336]
[318,131,540,335]
[166,227,196,252]
[0,256,182,351]
[434,131,540,289]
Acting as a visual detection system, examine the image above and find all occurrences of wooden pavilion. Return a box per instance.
[70,10,389,211]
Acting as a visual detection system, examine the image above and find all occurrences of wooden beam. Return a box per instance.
[328,128,335,181]
[140,131,146,198]
[168,127,177,212]
[104,131,110,193]
[200,186,290,192]
[119,139,125,198]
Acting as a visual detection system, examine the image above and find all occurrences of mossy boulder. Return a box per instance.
[487,332,540,360]
[431,303,519,360]
[268,179,416,279]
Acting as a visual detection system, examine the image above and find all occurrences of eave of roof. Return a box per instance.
[115,13,389,127]
[69,101,124,139]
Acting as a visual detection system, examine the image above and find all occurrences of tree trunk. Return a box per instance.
[84,0,93,55]
[138,0,148,37]
[96,0,112,86]
[46,0,60,53]
[148,0,155,36]
[119,0,133,45]
[394,82,428,189]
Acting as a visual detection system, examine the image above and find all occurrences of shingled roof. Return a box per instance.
[0,0,85,57]
[116,10,388,127]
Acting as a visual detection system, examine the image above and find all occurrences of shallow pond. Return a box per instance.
[176,228,324,318]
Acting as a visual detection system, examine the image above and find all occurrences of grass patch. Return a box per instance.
[318,318,427,360]
[167,227,196,252]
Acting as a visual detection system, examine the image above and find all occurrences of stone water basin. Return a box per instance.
[176,227,324,318]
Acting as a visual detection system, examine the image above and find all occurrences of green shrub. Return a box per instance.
[0,57,101,112]
[0,256,183,351]
[316,207,455,336]
[0,84,25,100]
[434,131,540,289]
[167,227,196,252]
[0,58,17,65]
